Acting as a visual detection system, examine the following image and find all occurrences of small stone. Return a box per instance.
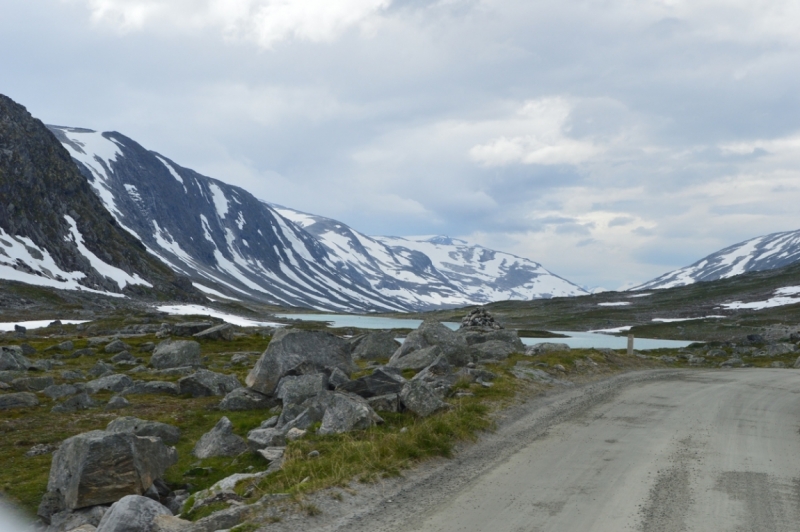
[308,450,320,459]
[105,396,131,410]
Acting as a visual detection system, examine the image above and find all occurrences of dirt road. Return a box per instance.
[323,369,800,532]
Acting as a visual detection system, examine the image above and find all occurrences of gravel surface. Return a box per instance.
[264,369,800,532]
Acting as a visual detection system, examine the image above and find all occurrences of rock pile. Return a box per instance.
[460,308,503,329]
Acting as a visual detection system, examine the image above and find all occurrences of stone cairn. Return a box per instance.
[460,308,503,330]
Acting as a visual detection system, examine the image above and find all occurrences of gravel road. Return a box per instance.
[305,369,800,532]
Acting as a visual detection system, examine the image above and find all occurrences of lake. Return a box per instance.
[274,313,696,350]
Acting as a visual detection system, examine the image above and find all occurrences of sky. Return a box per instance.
[2,0,800,291]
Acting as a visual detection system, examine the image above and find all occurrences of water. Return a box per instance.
[274,313,696,350]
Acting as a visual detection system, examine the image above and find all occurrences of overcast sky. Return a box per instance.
[2,0,799,290]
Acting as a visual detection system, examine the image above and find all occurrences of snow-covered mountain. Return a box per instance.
[0,95,197,301]
[46,125,586,311]
[634,230,800,290]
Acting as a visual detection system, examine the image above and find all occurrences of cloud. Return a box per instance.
[72,0,392,46]
[469,98,602,166]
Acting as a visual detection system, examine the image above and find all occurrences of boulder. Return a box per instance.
[337,367,406,398]
[720,358,743,368]
[95,495,172,532]
[318,393,383,435]
[400,380,450,417]
[793,355,800,369]
[758,343,796,357]
[178,370,241,397]
[40,431,177,516]
[350,331,400,361]
[472,340,522,360]
[172,322,213,337]
[120,381,179,396]
[367,393,400,412]
[458,328,524,348]
[12,375,54,391]
[85,375,134,394]
[525,342,570,355]
[247,428,287,451]
[105,396,131,411]
[276,390,335,428]
[104,340,131,354]
[276,373,328,405]
[193,324,234,341]
[47,505,108,532]
[328,367,350,388]
[52,393,97,413]
[89,361,115,378]
[43,383,80,400]
[219,387,277,411]
[387,345,442,371]
[192,417,247,458]
[152,514,191,532]
[246,329,354,396]
[111,351,138,364]
[69,348,97,359]
[106,417,181,445]
[61,370,86,381]
[139,342,156,353]
[46,340,75,352]
[389,321,473,368]
[150,340,201,370]
[745,334,765,344]
[411,355,457,398]
[0,345,35,371]
[0,391,39,410]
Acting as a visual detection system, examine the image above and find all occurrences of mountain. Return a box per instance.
[0,95,198,301]
[46,125,586,311]
[634,229,800,290]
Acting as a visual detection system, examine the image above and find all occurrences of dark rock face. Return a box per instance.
[95,495,171,532]
[150,340,201,369]
[106,416,181,445]
[40,430,177,515]
[0,94,200,300]
[246,329,354,396]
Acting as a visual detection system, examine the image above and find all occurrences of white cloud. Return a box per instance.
[73,0,392,46]
[469,98,602,166]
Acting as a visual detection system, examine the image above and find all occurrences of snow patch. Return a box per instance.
[208,182,229,218]
[156,304,283,327]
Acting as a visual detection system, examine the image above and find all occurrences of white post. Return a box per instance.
[627,334,634,355]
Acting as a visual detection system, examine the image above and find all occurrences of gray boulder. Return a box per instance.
[246,329,354,396]
[793,355,800,369]
[95,495,171,532]
[400,380,450,417]
[367,393,400,412]
[43,384,80,400]
[193,323,234,341]
[0,391,39,410]
[40,430,177,515]
[389,321,473,368]
[387,345,442,371]
[328,367,350,388]
[193,417,247,458]
[720,358,743,367]
[68,348,97,359]
[757,343,796,357]
[150,340,201,370]
[139,342,155,353]
[411,355,457,398]
[219,387,277,411]
[52,393,97,413]
[350,331,400,361]
[337,367,406,398]
[276,373,328,405]
[61,370,86,381]
[120,381,179,396]
[46,340,75,352]
[105,396,131,410]
[89,361,115,378]
[104,340,130,354]
[171,322,213,337]
[47,505,108,532]
[318,393,383,435]
[0,345,35,371]
[247,427,287,451]
[85,375,134,394]
[12,375,54,391]
[178,370,241,397]
[458,328,523,348]
[111,351,138,364]
[106,417,181,445]
[472,340,521,360]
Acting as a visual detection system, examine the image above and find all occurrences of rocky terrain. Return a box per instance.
[4,303,800,531]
